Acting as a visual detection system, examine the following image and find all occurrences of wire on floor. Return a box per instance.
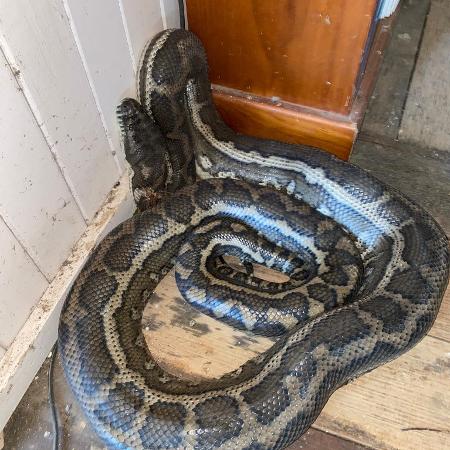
[48,343,60,450]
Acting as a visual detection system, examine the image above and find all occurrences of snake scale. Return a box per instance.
[58,29,449,449]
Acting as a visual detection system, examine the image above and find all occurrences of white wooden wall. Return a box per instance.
[0,0,179,430]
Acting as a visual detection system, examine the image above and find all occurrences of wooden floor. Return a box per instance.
[143,267,450,450]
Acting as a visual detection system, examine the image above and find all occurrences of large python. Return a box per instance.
[58,29,449,449]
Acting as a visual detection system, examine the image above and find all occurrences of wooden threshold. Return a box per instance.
[212,87,357,161]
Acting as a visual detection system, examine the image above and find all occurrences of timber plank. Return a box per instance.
[288,428,370,450]
[315,333,450,450]
[143,271,274,381]
[430,286,450,343]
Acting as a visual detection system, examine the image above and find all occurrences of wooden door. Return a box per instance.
[186,0,380,159]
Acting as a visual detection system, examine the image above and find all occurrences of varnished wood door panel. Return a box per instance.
[187,0,378,115]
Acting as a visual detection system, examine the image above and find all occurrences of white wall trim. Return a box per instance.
[0,173,134,431]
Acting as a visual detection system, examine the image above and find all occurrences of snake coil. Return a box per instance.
[58,29,449,449]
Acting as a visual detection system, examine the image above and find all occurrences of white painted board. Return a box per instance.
[0,0,121,222]
[0,51,86,280]
[63,0,136,169]
[0,218,48,349]
[160,0,181,29]
[119,0,164,71]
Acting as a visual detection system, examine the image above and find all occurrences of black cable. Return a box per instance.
[48,343,60,450]
[178,0,186,29]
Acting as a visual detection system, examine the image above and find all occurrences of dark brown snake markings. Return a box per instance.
[58,29,449,449]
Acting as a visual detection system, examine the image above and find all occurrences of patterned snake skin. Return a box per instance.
[58,29,449,449]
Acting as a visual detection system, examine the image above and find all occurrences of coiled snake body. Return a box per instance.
[58,29,449,449]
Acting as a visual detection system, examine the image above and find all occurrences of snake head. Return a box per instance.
[117,98,167,167]
[117,98,171,209]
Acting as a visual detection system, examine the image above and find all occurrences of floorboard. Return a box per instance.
[399,0,450,151]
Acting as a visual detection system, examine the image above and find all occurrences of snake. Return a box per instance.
[58,29,449,449]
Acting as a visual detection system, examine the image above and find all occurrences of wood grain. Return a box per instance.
[288,428,369,450]
[213,87,356,160]
[187,0,378,115]
[143,270,450,449]
[143,270,274,381]
[351,10,399,126]
[430,286,450,343]
[360,0,429,138]
[315,335,450,450]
